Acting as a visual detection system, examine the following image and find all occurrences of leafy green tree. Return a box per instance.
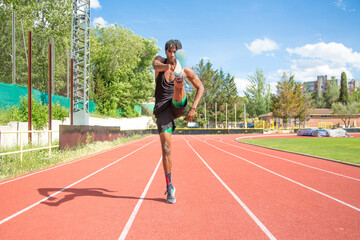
[244,69,271,117]
[349,87,360,103]
[272,73,303,126]
[323,77,340,108]
[332,101,360,127]
[189,59,239,127]
[91,25,159,117]
[311,91,326,108]
[0,1,72,95]
[339,72,349,104]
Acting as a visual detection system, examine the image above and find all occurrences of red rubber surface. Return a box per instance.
[0,134,359,239]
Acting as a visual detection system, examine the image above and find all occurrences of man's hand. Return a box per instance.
[185,107,196,122]
[168,63,175,72]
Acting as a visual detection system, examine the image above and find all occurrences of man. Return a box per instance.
[152,39,204,204]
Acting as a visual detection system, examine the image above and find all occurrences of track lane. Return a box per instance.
[198,136,360,208]
[0,136,162,239]
[187,135,360,239]
[209,134,360,179]
[123,135,272,240]
[0,136,157,221]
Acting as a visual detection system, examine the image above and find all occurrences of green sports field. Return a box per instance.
[238,137,360,165]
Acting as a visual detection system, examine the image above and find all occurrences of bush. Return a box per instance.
[52,101,69,121]
[17,96,48,130]
[0,96,69,128]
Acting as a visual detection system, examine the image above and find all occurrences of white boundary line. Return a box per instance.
[0,135,155,186]
[118,156,162,240]
[215,138,360,182]
[183,136,276,240]
[0,138,158,225]
[192,136,360,212]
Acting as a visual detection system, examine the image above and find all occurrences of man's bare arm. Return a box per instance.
[153,56,173,78]
[184,67,204,122]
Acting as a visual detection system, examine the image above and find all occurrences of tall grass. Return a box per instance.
[0,135,147,181]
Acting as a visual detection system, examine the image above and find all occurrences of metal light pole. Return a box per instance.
[51,38,55,94]
[67,50,70,98]
[215,102,217,129]
[204,102,206,129]
[235,103,237,128]
[12,9,16,84]
[244,102,247,129]
[226,103,228,129]
[27,31,32,143]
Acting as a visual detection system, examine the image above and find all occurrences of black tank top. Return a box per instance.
[153,59,174,116]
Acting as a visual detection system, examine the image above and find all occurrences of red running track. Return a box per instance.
[0,134,359,239]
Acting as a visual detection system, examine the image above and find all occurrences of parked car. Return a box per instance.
[239,122,254,128]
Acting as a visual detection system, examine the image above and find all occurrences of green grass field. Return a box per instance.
[238,137,360,165]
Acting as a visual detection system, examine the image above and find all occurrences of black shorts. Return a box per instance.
[155,99,188,134]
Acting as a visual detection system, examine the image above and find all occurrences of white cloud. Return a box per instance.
[235,78,250,96]
[245,38,280,55]
[276,59,353,83]
[93,17,108,28]
[287,42,360,69]
[90,0,101,9]
[334,0,356,12]
[283,41,360,82]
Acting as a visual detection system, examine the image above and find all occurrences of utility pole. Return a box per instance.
[244,102,247,129]
[235,103,237,128]
[215,102,217,129]
[67,50,70,98]
[226,103,228,129]
[51,38,55,94]
[204,102,206,129]
[12,9,16,84]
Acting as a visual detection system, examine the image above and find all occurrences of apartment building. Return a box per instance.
[305,75,359,95]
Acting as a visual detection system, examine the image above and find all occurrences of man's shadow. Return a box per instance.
[38,188,165,206]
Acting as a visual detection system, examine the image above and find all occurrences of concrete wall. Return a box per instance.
[0,116,155,148]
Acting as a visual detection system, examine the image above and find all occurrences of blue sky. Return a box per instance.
[90,0,360,95]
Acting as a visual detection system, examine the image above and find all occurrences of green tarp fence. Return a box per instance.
[0,82,95,112]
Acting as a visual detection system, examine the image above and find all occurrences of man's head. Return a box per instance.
[165,39,182,64]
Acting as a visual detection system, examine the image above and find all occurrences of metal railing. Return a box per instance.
[0,130,59,162]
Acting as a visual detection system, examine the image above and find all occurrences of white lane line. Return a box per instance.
[235,134,296,140]
[215,138,360,182]
[0,135,155,186]
[0,138,158,225]
[118,156,162,240]
[196,137,360,212]
[183,136,277,240]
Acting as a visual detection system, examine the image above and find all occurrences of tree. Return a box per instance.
[244,69,271,117]
[349,87,360,103]
[323,77,340,108]
[189,59,239,127]
[91,24,159,117]
[0,1,72,95]
[294,88,312,128]
[332,102,360,127]
[339,72,349,104]
[272,73,304,127]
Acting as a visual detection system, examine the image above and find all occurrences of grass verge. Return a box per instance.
[0,135,149,181]
[238,137,360,165]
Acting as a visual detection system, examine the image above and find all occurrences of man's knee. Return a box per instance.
[161,141,171,156]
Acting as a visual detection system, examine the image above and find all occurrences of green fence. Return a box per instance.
[0,82,95,112]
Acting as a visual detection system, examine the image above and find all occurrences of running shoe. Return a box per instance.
[165,186,176,204]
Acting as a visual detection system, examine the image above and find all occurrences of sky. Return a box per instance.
[90,0,360,95]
